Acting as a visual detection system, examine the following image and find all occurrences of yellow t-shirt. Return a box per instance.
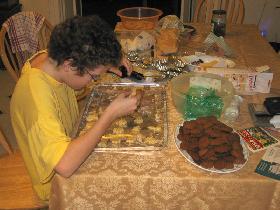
[10,51,79,201]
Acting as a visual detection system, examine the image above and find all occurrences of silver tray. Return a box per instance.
[73,82,168,151]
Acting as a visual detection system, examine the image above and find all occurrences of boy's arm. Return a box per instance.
[54,108,114,177]
[54,92,140,177]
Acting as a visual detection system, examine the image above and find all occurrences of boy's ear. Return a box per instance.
[62,59,73,72]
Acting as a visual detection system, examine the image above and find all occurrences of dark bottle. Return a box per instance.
[211,9,226,37]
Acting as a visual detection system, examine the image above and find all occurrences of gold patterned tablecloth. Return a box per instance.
[49,24,280,210]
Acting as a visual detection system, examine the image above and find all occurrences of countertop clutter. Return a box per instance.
[49,16,280,210]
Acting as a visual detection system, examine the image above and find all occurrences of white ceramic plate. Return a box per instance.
[174,124,249,173]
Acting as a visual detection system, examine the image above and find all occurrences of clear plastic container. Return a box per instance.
[171,72,235,120]
[224,95,243,122]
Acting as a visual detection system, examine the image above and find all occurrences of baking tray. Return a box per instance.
[73,82,168,151]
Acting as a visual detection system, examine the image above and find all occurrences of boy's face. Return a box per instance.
[63,65,110,90]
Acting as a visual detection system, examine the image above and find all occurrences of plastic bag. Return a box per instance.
[184,86,224,119]
[171,72,235,120]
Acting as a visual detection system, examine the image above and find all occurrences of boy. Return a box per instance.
[10,15,141,201]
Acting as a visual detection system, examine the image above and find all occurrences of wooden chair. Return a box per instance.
[0,150,48,209]
[0,11,53,82]
[0,11,87,101]
[0,127,13,155]
[193,0,245,24]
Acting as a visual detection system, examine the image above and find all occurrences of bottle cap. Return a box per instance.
[212,10,226,15]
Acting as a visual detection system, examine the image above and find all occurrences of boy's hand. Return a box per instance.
[108,57,133,77]
[120,57,133,75]
[104,91,141,120]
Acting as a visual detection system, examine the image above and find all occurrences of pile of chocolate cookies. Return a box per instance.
[177,116,246,170]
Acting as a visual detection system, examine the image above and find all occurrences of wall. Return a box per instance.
[244,0,280,43]
[19,0,75,26]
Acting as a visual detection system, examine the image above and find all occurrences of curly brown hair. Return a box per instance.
[48,15,122,75]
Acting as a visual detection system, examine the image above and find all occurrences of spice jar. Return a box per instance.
[211,9,226,37]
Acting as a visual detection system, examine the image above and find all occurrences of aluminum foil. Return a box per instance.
[127,51,190,79]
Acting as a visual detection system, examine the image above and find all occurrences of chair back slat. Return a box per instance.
[236,0,244,24]
[227,0,235,23]
[193,1,202,23]
[1,29,19,81]
[199,3,206,23]
[223,0,230,11]
[5,36,20,75]
[0,128,13,155]
[38,29,46,49]
[38,19,52,50]
[206,0,214,23]
[14,51,22,69]
[213,0,221,9]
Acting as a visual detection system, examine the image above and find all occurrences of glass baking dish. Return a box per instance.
[72,82,168,151]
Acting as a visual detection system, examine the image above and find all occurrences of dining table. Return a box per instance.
[49,23,280,210]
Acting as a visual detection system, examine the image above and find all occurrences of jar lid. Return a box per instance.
[212,10,226,15]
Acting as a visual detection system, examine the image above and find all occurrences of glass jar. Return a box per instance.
[211,9,226,37]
